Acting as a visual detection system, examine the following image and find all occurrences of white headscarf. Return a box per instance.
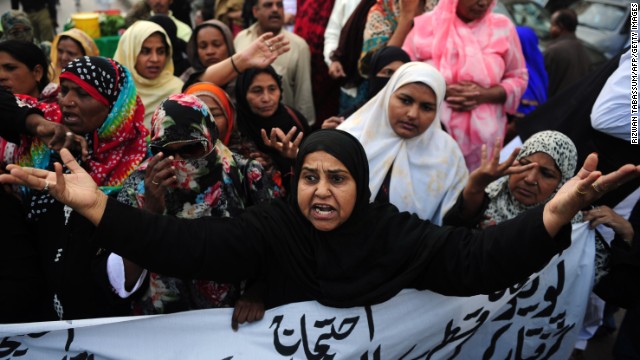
[339,62,468,224]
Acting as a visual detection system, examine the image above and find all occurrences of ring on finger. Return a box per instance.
[66,131,73,137]
[575,185,587,196]
[42,180,50,193]
[268,45,274,51]
[151,178,159,185]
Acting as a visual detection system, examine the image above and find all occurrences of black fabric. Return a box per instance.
[330,0,376,88]
[0,87,42,145]
[594,199,640,310]
[94,129,572,309]
[516,47,639,208]
[340,45,411,118]
[0,187,46,323]
[235,66,311,183]
[442,192,492,228]
[366,46,410,98]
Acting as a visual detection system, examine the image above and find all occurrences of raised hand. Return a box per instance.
[468,138,534,192]
[234,32,291,71]
[0,148,107,225]
[260,126,303,160]
[543,154,640,236]
[143,153,177,214]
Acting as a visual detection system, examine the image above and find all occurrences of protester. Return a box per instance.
[114,20,183,128]
[50,29,100,84]
[181,20,236,96]
[0,10,51,63]
[118,94,281,315]
[234,65,310,193]
[514,26,547,118]
[0,40,60,165]
[184,82,236,146]
[0,56,148,320]
[10,0,53,43]
[3,130,638,314]
[403,0,527,171]
[149,14,190,77]
[337,62,467,224]
[235,0,316,124]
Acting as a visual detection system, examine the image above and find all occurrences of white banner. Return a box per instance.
[0,223,594,359]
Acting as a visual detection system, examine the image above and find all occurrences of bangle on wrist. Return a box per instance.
[230,55,242,74]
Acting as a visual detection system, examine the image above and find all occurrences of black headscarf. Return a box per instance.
[366,46,411,98]
[235,66,310,173]
[291,129,371,219]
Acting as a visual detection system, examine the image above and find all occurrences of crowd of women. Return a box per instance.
[0,0,638,356]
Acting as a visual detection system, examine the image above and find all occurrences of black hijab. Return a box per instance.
[366,46,411,98]
[251,129,444,307]
[235,66,310,173]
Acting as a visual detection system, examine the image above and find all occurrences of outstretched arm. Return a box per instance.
[200,33,290,86]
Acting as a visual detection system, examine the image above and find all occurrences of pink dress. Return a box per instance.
[402,0,527,170]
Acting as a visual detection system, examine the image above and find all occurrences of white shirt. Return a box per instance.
[590,49,632,141]
[323,0,360,67]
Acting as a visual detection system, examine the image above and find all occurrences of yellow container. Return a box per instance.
[71,12,101,39]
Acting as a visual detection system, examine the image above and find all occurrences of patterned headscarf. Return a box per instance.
[50,29,100,83]
[482,131,579,227]
[184,82,235,145]
[60,56,149,194]
[0,10,33,42]
[147,93,238,218]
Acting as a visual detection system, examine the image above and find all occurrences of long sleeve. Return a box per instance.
[292,41,316,124]
[94,198,266,283]
[0,88,40,145]
[499,25,528,114]
[323,0,357,67]
[413,205,572,296]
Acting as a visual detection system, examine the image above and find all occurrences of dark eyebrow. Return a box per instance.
[300,167,348,174]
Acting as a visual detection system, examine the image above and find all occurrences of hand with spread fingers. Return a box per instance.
[0,148,107,225]
[543,153,640,237]
[260,126,303,160]
[234,32,291,71]
[468,138,535,193]
[583,206,634,244]
[143,153,177,214]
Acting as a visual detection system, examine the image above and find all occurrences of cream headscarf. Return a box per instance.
[50,28,100,83]
[339,62,468,224]
[114,20,183,128]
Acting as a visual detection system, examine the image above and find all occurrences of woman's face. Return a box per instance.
[198,95,229,139]
[375,60,405,78]
[456,0,492,23]
[246,72,280,118]
[135,33,168,80]
[297,151,357,232]
[197,26,229,67]
[59,79,109,134]
[57,37,84,69]
[387,82,437,139]
[0,51,42,98]
[508,152,562,206]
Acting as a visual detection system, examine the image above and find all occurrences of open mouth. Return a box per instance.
[63,112,81,125]
[312,204,336,218]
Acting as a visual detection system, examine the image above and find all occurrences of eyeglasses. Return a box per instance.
[150,142,209,160]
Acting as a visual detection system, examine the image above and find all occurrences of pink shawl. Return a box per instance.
[402,0,527,170]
